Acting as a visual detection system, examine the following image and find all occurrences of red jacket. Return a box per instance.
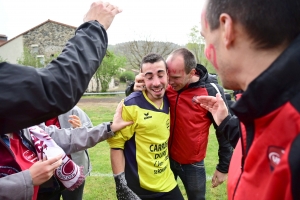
[167,65,232,173]
[227,35,300,200]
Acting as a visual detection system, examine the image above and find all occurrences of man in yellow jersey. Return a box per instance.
[107,53,184,200]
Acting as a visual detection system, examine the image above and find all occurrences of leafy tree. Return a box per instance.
[186,26,216,74]
[119,71,135,83]
[114,40,181,69]
[94,51,127,92]
[17,47,39,67]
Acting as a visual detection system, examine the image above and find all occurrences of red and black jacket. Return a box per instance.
[223,35,300,200]
[167,64,233,173]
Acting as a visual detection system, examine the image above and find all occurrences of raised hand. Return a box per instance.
[83,1,122,30]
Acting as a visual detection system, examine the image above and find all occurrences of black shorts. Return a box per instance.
[141,185,184,200]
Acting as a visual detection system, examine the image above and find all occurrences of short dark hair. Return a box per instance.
[169,48,197,74]
[206,0,300,49]
[140,53,167,72]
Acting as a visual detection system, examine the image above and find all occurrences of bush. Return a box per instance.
[119,71,135,82]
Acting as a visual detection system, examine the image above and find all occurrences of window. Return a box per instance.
[36,55,45,67]
[31,44,39,53]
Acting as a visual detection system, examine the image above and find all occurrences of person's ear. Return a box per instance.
[189,69,196,77]
[219,13,235,48]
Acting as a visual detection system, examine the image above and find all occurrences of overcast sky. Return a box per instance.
[0,0,205,45]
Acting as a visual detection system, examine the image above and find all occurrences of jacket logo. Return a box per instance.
[268,146,285,171]
[144,112,152,120]
[23,150,38,163]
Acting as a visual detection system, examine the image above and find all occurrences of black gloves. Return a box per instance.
[113,172,141,200]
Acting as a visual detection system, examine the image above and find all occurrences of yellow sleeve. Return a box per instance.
[107,103,137,149]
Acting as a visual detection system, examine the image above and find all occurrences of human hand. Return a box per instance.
[83,1,122,30]
[114,172,141,200]
[68,115,82,128]
[29,154,63,186]
[111,101,133,132]
[211,170,227,188]
[133,73,145,92]
[193,93,228,126]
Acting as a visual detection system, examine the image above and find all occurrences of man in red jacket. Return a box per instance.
[197,0,300,199]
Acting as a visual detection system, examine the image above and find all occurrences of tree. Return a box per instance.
[17,47,58,68]
[119,71,135,83]
[186,26,216,74]
[94,51,126,92]
[114,40,181,69]
[17,47,39,67]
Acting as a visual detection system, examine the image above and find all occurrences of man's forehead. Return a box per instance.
[144,69,166,76]
[168,68,185,76]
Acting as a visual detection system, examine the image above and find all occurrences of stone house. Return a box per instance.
[0,19,114,92]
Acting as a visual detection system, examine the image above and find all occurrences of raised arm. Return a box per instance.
[0,1,122,134]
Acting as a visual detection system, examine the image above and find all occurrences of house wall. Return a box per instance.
[23,21,76,57]
[0,36,23,63]
[0,20,115,92]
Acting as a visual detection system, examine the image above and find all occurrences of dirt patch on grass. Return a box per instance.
[78,96,124,104]
[77,95,125,110]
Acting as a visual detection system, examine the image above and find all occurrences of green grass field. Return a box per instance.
[76,96,227,200]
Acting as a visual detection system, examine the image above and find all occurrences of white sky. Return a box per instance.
[0,0,205,45]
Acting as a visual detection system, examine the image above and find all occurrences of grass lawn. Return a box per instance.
[76,95,228,200]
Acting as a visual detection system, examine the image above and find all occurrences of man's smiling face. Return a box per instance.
[141,60,168,101]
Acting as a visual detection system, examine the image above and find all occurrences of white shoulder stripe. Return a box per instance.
[210,83,220,94]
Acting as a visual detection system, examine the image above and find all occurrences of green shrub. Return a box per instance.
[119,71,135,82]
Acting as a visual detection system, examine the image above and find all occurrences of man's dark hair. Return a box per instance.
[140,53,167,72]
[169,48,197,74]
[206,0,300,49]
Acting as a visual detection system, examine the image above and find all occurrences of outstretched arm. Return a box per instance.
[33,101,133,154]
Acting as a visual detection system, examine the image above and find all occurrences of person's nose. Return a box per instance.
[152,76,160,86]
